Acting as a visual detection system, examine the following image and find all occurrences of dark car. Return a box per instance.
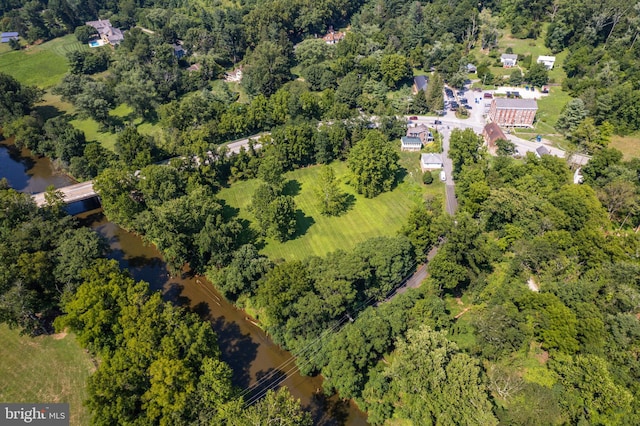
[434,120,442,125]
[409,116,418,120]
[483,92,493,99]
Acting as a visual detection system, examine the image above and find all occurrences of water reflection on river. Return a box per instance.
[0,141,368,425]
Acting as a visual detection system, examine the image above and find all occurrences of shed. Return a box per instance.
[466,63,477,73]
[401,136,422,152]
[500,53,518,68]
[537,55,556,70]
[421,153,443,171]
[535,145,550,158]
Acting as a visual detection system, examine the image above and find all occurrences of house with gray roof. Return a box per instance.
[86,19,124,45]
[500,53,518,68]
[413,75,428,93]
[421,153,443,171]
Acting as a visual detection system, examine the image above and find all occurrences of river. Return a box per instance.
[0,140,368,425]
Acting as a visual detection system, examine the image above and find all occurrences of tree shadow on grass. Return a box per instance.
[282,179,301,197]
[34,104,65,121]
[292,209,315,239]
[393,167,408,188]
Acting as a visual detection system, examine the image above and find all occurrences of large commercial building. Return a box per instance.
[488,98,538,128]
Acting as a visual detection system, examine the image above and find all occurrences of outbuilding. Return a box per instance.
[421,153,443,171]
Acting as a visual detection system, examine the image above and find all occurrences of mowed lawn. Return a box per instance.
[0,324,94,426]
[218,156,443,261]
[0,35,89,88]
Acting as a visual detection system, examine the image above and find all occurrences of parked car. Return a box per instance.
[434,120,442,125]
[440,170,446,181]
[483,92,493,99]
[409,116,418,120]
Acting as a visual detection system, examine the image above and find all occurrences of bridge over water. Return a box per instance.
[30,132,267,208]
[31,181,97,207]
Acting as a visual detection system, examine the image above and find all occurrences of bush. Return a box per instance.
[423,170,434,184]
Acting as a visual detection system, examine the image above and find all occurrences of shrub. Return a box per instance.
[423,170,433,184]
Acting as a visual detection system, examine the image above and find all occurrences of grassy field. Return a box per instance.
[611,133,640,160]
[218,155,442,261]
[535,86,572,130]
[0,325,94,426]
[71,104,163,152]
[0,35,90,88]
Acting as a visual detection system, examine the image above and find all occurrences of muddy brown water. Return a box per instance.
[0,141,368,425]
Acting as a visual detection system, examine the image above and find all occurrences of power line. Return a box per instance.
[241,261,421,407]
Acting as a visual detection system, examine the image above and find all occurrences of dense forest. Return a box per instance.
[2,0,640,424]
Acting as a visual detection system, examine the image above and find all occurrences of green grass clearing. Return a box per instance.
[71,104,162,152]
[610,133,640,160]
[0,324,94,426]
[218,156,443,261]
[535,86,572,129]
[0,35,89,88]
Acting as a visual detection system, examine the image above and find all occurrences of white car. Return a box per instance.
[440,170,446,182]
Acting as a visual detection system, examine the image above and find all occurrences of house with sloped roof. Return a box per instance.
[483,122,507,151]
[322,26,345,45]
[500,53,518,68]
[413,75,428,94]
[421,153,443,171]
[407,125,434,144]
[488,98,538,127]
[86,19,124,45]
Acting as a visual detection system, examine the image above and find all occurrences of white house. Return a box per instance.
[537,55,556,70]
[401,136,422,152]
[421,153,443,171]
[500,53,518,68]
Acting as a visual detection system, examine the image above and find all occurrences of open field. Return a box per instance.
[218,155,442,261]
[535,86,572,129]
[0,35,89,88]
[0,325,94,426]
[71,104,163,152]
[611,133,640,160]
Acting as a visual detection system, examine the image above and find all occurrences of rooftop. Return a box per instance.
[413,75,428,92]
[421,153,443,164]
[494,98,538,109]
[501,53,518,60]
[483,122,507,144]
[401,136,422,145]
[536,145,550,156]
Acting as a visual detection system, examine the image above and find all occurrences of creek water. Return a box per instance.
[0,140,368,425]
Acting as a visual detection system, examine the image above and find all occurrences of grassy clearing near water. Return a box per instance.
[218,154,443,261]
[0,324,94,426]
[0,35,89,88]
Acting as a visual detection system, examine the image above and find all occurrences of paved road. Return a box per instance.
[224,133,267,155]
